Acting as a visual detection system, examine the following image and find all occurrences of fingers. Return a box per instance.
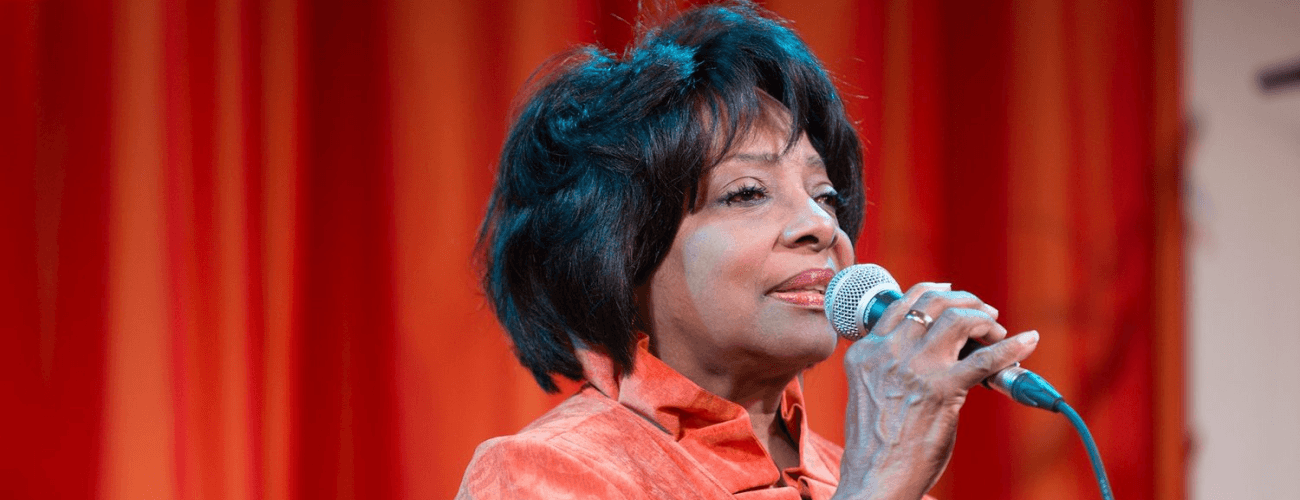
[858,280,1029,392]
[951,330,1039,389]
[927,307,1008,346]
[870,283,951,336]
[908,287,998,324]
[872,282,1000,341]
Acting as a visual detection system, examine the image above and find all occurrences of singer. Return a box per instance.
[458,2,1037,499]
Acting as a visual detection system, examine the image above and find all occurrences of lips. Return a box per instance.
[769,268,835,307]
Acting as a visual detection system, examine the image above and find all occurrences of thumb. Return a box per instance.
[951,330,1038,389]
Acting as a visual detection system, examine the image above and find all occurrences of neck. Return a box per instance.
[649,343,803,471]
[736,381,802,475]
[648,334,802,407]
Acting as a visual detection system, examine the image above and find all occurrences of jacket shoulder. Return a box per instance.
[456,388,730,500]
[456,389,651,500]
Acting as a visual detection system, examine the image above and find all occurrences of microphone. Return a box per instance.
[824,264,1065,412]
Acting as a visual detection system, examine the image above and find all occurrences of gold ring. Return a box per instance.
[904,309,934,329]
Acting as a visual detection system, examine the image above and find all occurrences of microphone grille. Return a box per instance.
[824,264,900,339]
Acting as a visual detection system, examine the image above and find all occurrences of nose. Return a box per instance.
[778,196,838,251]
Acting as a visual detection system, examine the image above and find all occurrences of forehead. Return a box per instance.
[709,125,825,177]
[705,89,821,165]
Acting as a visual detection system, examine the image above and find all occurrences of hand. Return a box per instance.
[832,283,1039,500]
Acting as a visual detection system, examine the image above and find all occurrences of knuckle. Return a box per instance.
[936,308,989,329]
[915,290,945,307]
[929,310,957,330]
[964,309,994,325]
[952,290,979,302]
[937,308,963,323]
[843,346,868,367]
[969,350,999,374]
[919,290,943,301]
[883,299,910,317]
[991,342,1020,367]
[844,338,870,358]
[844,337,888,365]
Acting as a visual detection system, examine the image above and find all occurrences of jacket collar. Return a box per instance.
[577,338,838,495]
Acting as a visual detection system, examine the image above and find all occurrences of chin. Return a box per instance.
[801,332,839,364]
[764,320,839,368]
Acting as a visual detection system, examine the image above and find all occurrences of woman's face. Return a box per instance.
[643,120,855,384]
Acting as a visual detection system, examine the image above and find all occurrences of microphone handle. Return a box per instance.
[961,340,1064,411]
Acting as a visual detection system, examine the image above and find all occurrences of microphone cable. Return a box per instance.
[1059,401,1114,500]
[993,367,1114,500]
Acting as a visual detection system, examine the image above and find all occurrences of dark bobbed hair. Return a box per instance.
[479,1,865,392]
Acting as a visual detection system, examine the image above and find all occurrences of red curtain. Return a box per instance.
[0,0,1184,499]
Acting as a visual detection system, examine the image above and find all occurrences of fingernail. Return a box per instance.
[934,282,952,290]
[986,304,999,316]
[1018,330,1039,345]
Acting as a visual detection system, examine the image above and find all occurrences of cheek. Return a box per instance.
[832,228,856,267]
[679,223,768,307]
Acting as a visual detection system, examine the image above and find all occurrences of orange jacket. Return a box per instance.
[457,338,843,499]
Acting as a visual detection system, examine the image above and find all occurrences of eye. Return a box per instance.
[721,184,768,206]
[816,189,842,214]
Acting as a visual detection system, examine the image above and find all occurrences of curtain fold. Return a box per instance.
[1,0,1183,499]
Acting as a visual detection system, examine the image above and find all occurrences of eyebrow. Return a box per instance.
[728,153,825,168]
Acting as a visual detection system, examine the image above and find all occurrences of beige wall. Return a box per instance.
[1186,0,1300,497]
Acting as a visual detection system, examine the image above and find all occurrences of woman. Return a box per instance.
[459,2,1037,498]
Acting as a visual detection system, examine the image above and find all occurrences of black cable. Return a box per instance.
[1058,401,1114,500]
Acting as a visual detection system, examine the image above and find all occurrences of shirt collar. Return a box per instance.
[577,338,838,495]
